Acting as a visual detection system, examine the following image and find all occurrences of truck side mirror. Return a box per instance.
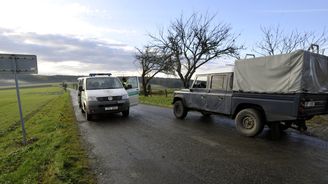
[78,86,84,91]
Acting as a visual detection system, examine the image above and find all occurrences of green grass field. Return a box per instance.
[0,86,94,184]
[139,94,173,108]
[139,87,176,108]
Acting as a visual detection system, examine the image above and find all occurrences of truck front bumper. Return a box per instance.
[86,99,129,115]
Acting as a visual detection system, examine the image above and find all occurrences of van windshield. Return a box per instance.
[86,77,123,90]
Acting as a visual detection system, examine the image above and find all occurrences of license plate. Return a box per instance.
[105,106,118,111]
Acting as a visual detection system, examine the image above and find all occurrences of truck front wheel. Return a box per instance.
[235,108,264,137]
[173,100,188,119]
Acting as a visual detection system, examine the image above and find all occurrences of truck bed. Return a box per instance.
[231,92,328,122]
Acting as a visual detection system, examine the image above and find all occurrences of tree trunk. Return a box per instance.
[183,78,190,88]
[142,75,148,96]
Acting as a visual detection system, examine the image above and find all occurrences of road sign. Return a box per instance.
[0,54,37,74]
[0,54,38,145]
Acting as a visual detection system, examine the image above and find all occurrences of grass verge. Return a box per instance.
[139,94,173,108]
[0,87,95,184]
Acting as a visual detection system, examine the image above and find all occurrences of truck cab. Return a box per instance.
[177,70,233,116]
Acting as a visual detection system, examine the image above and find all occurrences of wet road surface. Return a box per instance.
[70,91,328,184]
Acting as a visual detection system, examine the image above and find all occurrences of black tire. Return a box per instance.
[85,112,92,121]
[173,100,188,119]
[122,109,129,117]
[235,108,264,137]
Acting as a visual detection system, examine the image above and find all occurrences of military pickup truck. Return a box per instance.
[172,49,328,137]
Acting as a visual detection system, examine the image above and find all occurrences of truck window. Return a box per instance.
[192,76,208,88]
[211,75,225,90]
[86,77,123,90]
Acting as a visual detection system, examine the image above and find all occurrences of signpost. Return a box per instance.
[0,54,37,145]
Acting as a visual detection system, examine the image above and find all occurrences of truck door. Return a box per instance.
[206,73,232,115]
[188,75,210,110]
[120,76,140,106]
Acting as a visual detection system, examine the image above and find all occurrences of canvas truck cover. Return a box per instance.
[233,50,328,93]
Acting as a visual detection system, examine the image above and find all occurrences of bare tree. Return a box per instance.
[150,13,242,88]
[255,26,328,56]
[135,46,173,96]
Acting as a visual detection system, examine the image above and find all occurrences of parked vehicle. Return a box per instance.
[78,73,139,120]
[173,48,328,137]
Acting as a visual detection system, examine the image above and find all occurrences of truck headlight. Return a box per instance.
[88,96,97,101]
[304,101,315,107]
[122,94,129,99]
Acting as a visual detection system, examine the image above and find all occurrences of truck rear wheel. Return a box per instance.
[235,108,264,137]
[173,100,188,119]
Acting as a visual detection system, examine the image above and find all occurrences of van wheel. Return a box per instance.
[173,100,188,119]
[235,108,264,137]
[122,109,129,117]
[85,112,92,121]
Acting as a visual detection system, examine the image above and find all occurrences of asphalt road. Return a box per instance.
[70,91,328,184]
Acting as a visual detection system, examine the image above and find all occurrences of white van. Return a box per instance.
[78,73,139,120]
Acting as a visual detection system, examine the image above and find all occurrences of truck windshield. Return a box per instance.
[86,77,123,90]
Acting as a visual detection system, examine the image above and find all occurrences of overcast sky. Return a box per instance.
[0,0,327,75]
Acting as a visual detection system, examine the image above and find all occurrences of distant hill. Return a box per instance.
[0,74,82,86]
[0,74,186,88]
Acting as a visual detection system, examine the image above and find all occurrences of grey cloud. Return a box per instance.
[0,27,137,72]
